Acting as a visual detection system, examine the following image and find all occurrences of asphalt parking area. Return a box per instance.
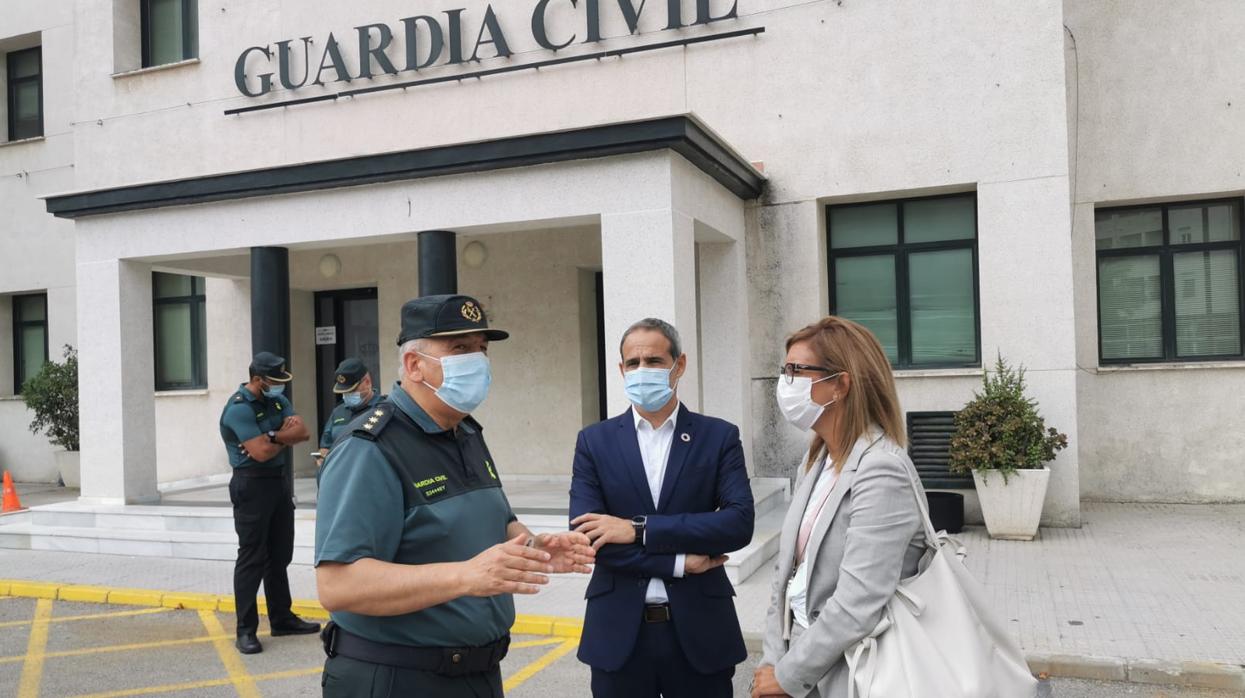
[0,596,586,698]
[4,595,1235,697]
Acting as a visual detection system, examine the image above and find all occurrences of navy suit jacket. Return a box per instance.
[570,405,754,674]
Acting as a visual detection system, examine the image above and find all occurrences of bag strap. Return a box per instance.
[893,448,943,550]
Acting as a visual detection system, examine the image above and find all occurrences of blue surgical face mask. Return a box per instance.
[624,367,675,413]
[262,383,285,398]
[342,392,365,408]
[419,351,492,414]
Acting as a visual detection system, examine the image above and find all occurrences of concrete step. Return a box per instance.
[1,477,792,578]
[22,502,316,537]
[751,477,789,518]
[0,521,317,565]
[725,507,784,585]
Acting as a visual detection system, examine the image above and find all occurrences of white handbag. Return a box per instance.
[844,462,1037,698]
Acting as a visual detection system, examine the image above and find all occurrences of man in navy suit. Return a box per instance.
[570,318,754,698]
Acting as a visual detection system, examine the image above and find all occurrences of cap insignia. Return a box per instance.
[461,301,483,323]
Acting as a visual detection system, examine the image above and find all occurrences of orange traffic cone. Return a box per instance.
[2,471,25,513]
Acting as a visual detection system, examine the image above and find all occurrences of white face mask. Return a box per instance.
[775,373,841,431]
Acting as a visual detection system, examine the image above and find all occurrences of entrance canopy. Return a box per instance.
[44,115,765,504]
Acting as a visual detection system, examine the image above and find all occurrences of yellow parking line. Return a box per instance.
[510,637,568,650]
[17,597,53,698]
[198,609,261,698]
[70,666,323,698]
[0,629,272,665]
[0,606,171,629]
[503,638,579,692]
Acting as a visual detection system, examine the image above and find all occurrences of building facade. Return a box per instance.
[2,0,1243,523]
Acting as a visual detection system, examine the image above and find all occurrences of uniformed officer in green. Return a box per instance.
[315,295,595,698]
[219,351,321,654]
[315,358,385,467]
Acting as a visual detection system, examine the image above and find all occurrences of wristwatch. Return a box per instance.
[266,430,278,444]
[631,515,647,544]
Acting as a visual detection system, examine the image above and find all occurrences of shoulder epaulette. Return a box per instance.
[351,406,394,441]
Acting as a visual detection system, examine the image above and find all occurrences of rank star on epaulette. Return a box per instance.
[373,410,385,417]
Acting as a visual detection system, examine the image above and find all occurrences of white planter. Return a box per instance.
[972,467,1050,541]
[54,450,81,489]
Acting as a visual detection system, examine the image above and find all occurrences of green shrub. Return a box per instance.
[22,345,80,452]
[948,354,1067,483]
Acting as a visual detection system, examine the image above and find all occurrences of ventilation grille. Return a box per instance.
[907,411,974,489]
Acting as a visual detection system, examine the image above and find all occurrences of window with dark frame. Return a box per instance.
[153,273,207,390]
[827,193,981,369]
[1095,198,1244,364]
[141,0,198,68]
[12,293,48,394]
[6,46,43,141]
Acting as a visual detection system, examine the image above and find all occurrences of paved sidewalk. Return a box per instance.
[5,483,77,509]
[961,502,1245,667]
[2,501,1243,688]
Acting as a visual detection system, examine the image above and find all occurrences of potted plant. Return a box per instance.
[948,355,1067,540]
[22,345,81,488]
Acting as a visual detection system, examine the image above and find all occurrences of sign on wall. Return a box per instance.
[233,0,742,100]
[315,326,337,345]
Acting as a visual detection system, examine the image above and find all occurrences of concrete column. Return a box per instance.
[419,231,457,296]
[250,247,290,363]
[600,209,699,417]
[77,259,158,504]
[697,239,752,466]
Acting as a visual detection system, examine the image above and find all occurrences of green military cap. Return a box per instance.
[249,351,293,382]
[396,294,509,345]
[332,357,369,393]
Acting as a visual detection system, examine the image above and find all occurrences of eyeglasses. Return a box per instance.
[779,363,842,384]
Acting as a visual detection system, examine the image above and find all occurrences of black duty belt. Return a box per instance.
[231,465,288,479]
[321,621,509,676]
[643,603,672,623]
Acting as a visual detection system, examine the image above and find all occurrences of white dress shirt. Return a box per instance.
[632,405,686,603]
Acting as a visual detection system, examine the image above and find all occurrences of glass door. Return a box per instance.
[313,288,380,442]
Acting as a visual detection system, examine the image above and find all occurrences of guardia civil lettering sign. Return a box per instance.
[233,0,741,99]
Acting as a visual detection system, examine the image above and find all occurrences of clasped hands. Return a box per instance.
[569,513,729,574]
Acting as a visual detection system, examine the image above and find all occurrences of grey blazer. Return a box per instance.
[761,431,927,698]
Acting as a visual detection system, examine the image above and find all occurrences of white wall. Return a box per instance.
[1063,0,1245,503]
[150,277,251,484]
[0,5,77,482]
[460,227,602,476]
[733,1,1079,523]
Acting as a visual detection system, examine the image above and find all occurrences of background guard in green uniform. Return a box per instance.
[314,357,386,469]
[315,295,596,698]
[218,351,322,655]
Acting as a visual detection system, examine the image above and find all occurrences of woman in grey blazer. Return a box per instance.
[752,317,926,698]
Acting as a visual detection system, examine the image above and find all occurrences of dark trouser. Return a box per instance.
[590,618,734,698]
[321,655,503,698]
[229,471,295,635]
